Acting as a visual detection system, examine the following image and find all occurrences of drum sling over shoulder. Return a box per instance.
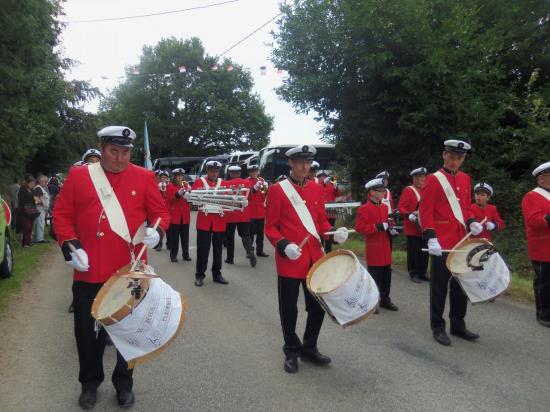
[433,171,466,227]
[279,179,321,244]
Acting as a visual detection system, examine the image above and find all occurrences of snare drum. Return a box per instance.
[91,271,187,368]
[307,249,379,327]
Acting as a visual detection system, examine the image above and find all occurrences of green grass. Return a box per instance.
[0,231,54,316]
[336,234,534,303]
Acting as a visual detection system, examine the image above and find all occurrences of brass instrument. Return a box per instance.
[258,178,268,194]
[329,176,337,186]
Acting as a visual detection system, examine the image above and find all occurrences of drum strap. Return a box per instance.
[279,179,321,243]
[408,185,421,202]
[200,177,221,189]
[533,187,550,203]
[88,163,145,245]
[433,171,465,227]
[381,189,392,215]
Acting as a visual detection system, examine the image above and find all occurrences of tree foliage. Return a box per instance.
[101,37,273,159]
[272,0,550,274]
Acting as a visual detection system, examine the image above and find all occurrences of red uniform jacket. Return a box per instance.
[265,179,332,279]
[355,201,392,266]
[165,181,191,225]
[159,186,170,219]
[224,177,252,224]
[323,181,341,203]
[418,169,474,249]
[522,189,550,262]
[398,185,422,237]
[246,176,267,219]
[53,163,170,283]
[191,178,229,232]
[470,203,504,241]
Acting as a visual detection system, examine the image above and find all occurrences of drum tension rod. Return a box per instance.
[128,279,142,300]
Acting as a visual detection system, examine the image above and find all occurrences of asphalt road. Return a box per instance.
[1,212,549,411]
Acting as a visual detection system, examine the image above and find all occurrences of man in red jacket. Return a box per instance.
[470,183,505,241]
[246,164,269,257]
[53,126,170,409]
[419,139,483,346]
[154,169,171,251]
[398,167,429,283]
[356,178,398,312]
[166,168,192,263]
[522,161,550,327]
[307,161,321,184]
[224,165,256,267]
[191,161,230,287]
[265,144,348,373]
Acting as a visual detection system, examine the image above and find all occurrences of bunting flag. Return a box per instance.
[196,66,203,72]
[178,65,186,73]
[143,121,153,170]
[226,64,234,72]
[211,64,219,71]
[132,67,140,75]
[260,65,267,75]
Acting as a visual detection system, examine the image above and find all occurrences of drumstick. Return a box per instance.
[67,242,87,267]
[298,234,310,249]
[324,229,356,235]
[422,218,489,254]
[131,218,161,272]
[421,249,469,253]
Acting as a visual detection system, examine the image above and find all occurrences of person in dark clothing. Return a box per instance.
[17,176,38,247]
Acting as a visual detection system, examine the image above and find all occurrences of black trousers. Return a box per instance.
[407,235,429,278]
[72,281,133,392]
[250,218,266,253]
[323,218,336,253]
[532,261,550,322]
[168,223,190,260]
[429,254,468,332]
[225,222,253,261]
[368,265,392,303]
[195,229,224,280]
[277,276,325,357]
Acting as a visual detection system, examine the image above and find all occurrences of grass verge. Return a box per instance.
[0,231,53,316]
[335,234,534,303]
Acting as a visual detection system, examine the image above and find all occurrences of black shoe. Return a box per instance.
[116,390,135,408]
[183,255,192,261]
[433,330,451,346]
[37,239,50,243]
[257,252,269,257]
[78,388,97,410]
[170,257,178,263]
[68,303,74,313]
[154,247,162,252]
[284,355,298,373]
[300,350,331,366]
[195,278,204,287]
[213,276,229,285]
[380,300,399,311]
[248,253,257,268]
[450,327,480,341]
[537,319,550,328]
[410,276,422,284]
[224,258,234,264]
[419,274,431,282]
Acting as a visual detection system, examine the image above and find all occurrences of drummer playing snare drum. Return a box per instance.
[53,126,170,410]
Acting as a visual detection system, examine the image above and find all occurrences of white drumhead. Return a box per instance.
[310,254,356,294]
[97,277,133,319]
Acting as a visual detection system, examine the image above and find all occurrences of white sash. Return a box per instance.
[533,187,550,203]
[200,177,221,189]
[280,179,321,243]
[199,177,223,215]
[88,163,145,245]
[409,185,421,202]
[433,171,465,227]
[381,189,392,215]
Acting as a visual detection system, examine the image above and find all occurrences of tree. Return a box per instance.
[101,37,273,159]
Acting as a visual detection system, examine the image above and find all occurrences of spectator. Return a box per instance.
[7,177,20,229]
[33,174,50,243]
[17,176,39,247]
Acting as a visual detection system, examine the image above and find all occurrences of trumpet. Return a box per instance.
[329,176,337,185]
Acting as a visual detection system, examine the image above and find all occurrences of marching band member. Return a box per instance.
[419,139,482,346]
[53,126,170,409]
[191,161,230,287]
[521,161,550,327]
[166,168,192,262]
[265,145,348,373]
[81,148,101,164]
[320,172,341,253]
[246,164,269,257]
[307,161,321,184]
[356,178,399,312]
[376,170,395,215]
[224,165,256,267]
[398,167,429,283]
[470,183,505,241]
[154,170,170,251]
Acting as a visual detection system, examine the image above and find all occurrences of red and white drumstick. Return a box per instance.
[67,242,87,267]
[422,217,488,253]
[298,234,310,249]
[131,218,161,272]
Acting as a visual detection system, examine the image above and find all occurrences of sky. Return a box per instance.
[60,0,324,145]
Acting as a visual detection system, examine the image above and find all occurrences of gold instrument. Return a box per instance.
[329,176,337,185]
[258,178,268,194]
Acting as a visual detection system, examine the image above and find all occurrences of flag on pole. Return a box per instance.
[143,121,153,170]
[178,65,186,73]
[260,66,267,75]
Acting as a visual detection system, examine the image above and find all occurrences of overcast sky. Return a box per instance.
[60,0,324,145]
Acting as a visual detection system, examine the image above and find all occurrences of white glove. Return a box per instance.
[143,227,160,248]
[389,228,399,236]
[485,221,496,231]
[408,213,417,222]
[284,243,302,260]
[67,248,90,272]
[427,238,442,256]
[183,191,192,200]
[382,222,389,231]
[323,177,331,185]
[333,227,349,244]
[469,221,483,236]
[177,188,186,196]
